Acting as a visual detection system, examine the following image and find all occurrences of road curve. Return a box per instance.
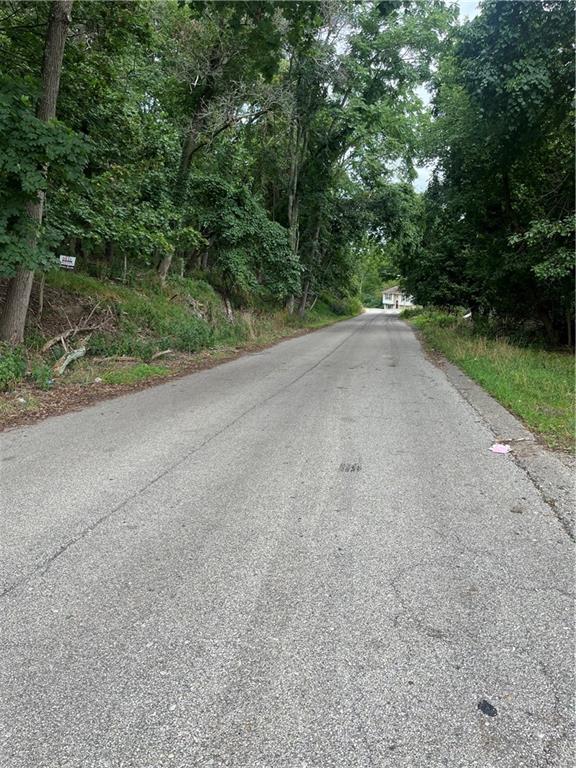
[1,311,573,767]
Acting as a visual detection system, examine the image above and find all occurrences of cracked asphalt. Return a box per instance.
[0,311,573,767]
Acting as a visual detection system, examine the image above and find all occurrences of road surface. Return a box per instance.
[1,311,573,767]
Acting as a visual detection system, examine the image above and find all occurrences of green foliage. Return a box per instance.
[321,294,364,317]
[187,174,300,301]
[0,77,87,276]
[0,345,26,390]
[399,307,425,320]
[88,331,157,361]
[406,308,460,329]
[397,0,575,345]
[9,0,557,347]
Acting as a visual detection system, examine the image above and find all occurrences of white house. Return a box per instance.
[382,286,414,311]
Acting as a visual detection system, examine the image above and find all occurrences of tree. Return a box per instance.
[156,0,308,281]
[0,0,73,343]
[405,0,575,343]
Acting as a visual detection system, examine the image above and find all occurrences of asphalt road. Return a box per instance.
[1,311,573,768]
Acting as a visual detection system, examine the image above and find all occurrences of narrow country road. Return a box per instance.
[1,311,573,768]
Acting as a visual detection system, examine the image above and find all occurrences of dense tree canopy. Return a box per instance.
[394,0,574,344]
[0,0,573,344]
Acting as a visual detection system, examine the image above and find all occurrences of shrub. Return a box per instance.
[88,331,158,361]
[30,363,54,390]
[0,346,26,391]
[399,307,425,319]
[166,316,212,353]
[321,293,363,316]
[408,309,460,329]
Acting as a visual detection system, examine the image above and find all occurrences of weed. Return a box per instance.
[0,346,26,391]
[30,363,54,390]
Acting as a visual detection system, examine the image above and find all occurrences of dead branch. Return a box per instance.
[41,325,101,353]
[53,346,86,376]
[82,301,101,327]
[150,349,173,360]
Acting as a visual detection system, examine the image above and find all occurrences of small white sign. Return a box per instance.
[59,255,76,269]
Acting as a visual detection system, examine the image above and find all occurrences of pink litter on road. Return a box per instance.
[490,443,511,454]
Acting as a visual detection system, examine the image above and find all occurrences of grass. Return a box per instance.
[44,272,359,358]
[46,271,218,356]
[0,271,360,421]
[405,310,574,452]
[101,364,170,385]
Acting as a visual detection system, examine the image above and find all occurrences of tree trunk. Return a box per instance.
[38,273,46,320]
[157,253,172,282]
[286,121,306,316]
[158,118,207,283]
[298,219,320,318]
[0,271,36,344]
[287,118,303,259]
[537,305,557,346]
[158,61,218,281]
[0,0,73,344]
[566,308,573,348]
[298,279,310,318]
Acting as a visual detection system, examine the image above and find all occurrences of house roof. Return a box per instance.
[383,286,399,294]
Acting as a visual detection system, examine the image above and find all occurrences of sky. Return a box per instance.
[412,0,480,192]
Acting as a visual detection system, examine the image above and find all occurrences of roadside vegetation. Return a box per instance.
[0,1,573,431]
[0,270,360,426]
[392,2,574,348]
[0,0,451,347]
[402,309,574,452]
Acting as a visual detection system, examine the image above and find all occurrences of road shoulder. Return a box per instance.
[411,324,575,539]
[0,314,358,433]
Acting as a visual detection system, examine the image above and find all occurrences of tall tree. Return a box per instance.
[0,0,73,343]
[400,0,575,344]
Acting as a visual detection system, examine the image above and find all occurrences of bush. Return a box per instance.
[408,309,460,329]
[88,331,158,361]
[399,307,425,319]
[166,316,212,353]
[0,346,26,391]
[321,293,363,316]
[30,363,54,390]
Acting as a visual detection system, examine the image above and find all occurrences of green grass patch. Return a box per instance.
[407,311,574,452]
[101,364,170,385]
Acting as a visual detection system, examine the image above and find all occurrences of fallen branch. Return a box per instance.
[53,346,86,376]
[82,301,101,327]
[150,349,173,360]
[41,325,100,353]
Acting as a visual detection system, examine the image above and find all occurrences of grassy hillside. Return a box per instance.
[0,271,360,424]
